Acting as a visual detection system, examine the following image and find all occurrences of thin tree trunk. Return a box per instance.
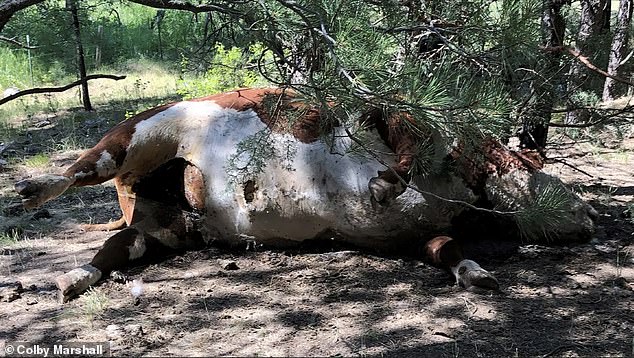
[95,25,103,68]
[519,0,567,150]
[565,0,609,124]
[603,0,633,101]
[68,0,92,111]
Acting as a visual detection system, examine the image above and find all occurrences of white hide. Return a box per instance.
[95,150,118,177]
[125,98,442,245]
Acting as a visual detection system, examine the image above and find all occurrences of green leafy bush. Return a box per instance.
[177,43,270,99]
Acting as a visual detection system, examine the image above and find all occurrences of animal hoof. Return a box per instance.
[110,270,128,284]
[15,175,72,209]
[452,259,499,291]
[55,264,102,303]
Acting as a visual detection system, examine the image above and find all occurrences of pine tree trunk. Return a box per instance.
[603,0,633,101]
[68,0,92,111]
[518,0,567,150]
[565,0,609,124]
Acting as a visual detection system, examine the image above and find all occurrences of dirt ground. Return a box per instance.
[1,108,633,357]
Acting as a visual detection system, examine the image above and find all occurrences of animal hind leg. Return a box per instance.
[55,227,150,302]
[365,111,416,207]
[80,216,127,232]
[55,198,204,302]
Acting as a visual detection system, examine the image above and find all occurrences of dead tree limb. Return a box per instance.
[0,35,37,49]
[127,0,242,16]
[543,45,634,87]
[0,74,126,106]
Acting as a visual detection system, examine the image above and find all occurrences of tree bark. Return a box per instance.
[68,0,92,111]
[565,0,609,124]
[518,0,567,151]
[0,0,46,33]
[603,0,633,101]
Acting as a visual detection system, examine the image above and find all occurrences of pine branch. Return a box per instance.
[0,74,126,106]
[273,0,374,98]
[545,157,595,178]
[342,125,519,216]
[549,104,634,128]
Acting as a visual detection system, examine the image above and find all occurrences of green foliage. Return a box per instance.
[515,183,575,241]
[23,153,51,168]
[77,287,109,321]
[226,129,277,184]
[570,91,601,107]
[1,0,228,88]
[177,43,270,99]
[0,229,22,247]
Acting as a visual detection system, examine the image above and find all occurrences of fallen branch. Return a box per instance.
[0,74,126,106]
[543,46,634,87]
[128,0,242,16]
[545,157,595,178]
[0,35,37,49]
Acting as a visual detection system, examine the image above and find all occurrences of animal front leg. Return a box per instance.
[13,113,145,209]
[423,236,499,291]
[15,145,121,209]
[14,174,74,209]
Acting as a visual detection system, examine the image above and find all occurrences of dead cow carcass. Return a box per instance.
[15,88,597,302]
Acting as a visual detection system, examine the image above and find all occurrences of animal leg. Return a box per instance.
[366,111,416,207]
[14,174,74,209]
[15,141,124,209]
[55,227,143,302]
[423,236,499,291]
[56,198,204,302]
[80,215,127,232]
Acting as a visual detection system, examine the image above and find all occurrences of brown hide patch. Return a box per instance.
[114,177,136,226]
[451,138,544,191]
[191,88,331,143]
[65,102,177,186]
[184,163,206,211]
[360,108,419,184]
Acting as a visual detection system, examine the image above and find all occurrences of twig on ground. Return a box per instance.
[545,158,595,178]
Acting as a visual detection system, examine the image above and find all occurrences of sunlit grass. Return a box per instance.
[0,59,180,125]
[23,153,50,167]
[0,229,21,247]
[78,287,110,320]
